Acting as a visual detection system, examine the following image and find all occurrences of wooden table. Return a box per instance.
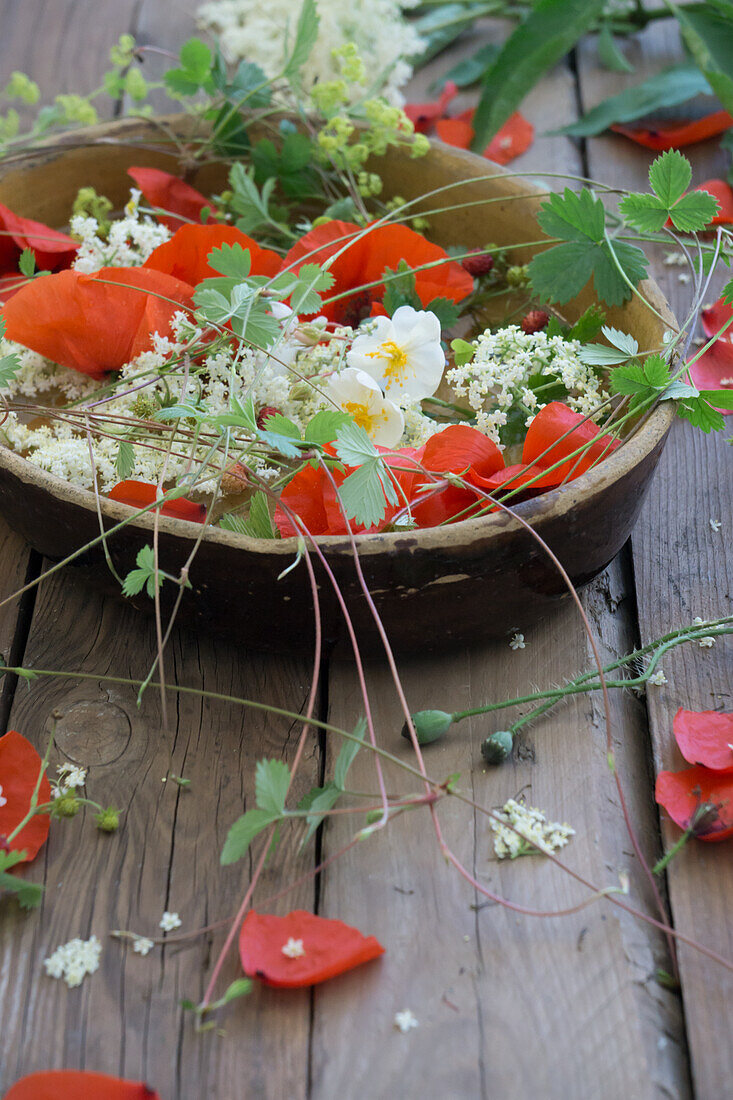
[0,4,730,1097]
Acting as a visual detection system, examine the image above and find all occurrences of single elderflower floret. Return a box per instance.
[509,632,525,651]
[281,937,306,959]
[647,669,668,686]
[394,1008,419,1033]
[491,798,575,860]
[159,911,182,932]
[132,936,155,956]
[327,367,404,446]
[347,306,444,404]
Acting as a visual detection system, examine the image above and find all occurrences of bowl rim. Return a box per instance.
[0,118,678,559]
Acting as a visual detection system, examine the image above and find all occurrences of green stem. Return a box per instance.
[653,828,693,874]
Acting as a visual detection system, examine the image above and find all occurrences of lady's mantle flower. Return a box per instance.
[394,1009,419,1032]
[491,798,575,859]
[44,935,102,988]
[281,937,306,959]
[509,632,525,651]
[159,911,182,932]
[347,306,444,404]
[327,367,404,447]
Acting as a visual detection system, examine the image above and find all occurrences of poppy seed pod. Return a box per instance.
[481,729,514,765]
[401,709,454,744]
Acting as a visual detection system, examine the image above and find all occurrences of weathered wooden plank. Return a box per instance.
[0,563,319,1098]
[312,26,686,1099]
[577,19,733,1099]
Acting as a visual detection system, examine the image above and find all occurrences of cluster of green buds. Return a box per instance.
[0,71,41,143]
[401,709,515,767]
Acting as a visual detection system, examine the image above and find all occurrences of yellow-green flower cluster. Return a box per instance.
[54,94,99,126]
[3,72,40,104]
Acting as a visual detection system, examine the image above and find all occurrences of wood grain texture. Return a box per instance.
[313,26,687,1100]
[578,20,733,1100]
[0,564,319,1098]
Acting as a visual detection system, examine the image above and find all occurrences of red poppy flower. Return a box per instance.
[655,765,733,842]
[2,266,194,379]
[127,166,217,232]
[3,1070,160,1100]
[611,110,733,150]
[0,729,51,862]
[0,202,77,305]
[280,220,473,325]
[411,423,504,526]
[108,480,207,523]
[673,708,733,772]
[521,402,620,481]
[143,223,281,286]
[434,110,534,166]
[239,909,384,988]
[404,81,458,134]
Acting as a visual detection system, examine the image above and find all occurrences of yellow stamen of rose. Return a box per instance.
[368,339,408,381]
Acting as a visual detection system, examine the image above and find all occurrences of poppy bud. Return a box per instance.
[481,729,514,765]
[521,310,549,335]
[95,806,121,833]
[461,250,494,277]
[506,264,530,287]
[401,709,454,744]
[53,793,80,818]
[257,406,283,430]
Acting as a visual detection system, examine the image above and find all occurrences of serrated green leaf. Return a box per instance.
[255,758,291,814]
[676,1,733,115]
[700,387,733,409]
[334,717,367,790]
[0,352,21,389]
[649,149,691,207]
[567,305,606,343]
[556,65,711,137]
[642,354,671,388]
[471,0,606,148]
[382,259,419,316]
[115,439,135,480]
[610,362,652,395]
[0,870,43,909]
[283,0,320,82]
[221,807,279,865]
[424,297,460,328]
[180,38,212,81]
[677,394,725,432]
[207,242,252,280]
[537,188,606,243]
[260,413,301,439]
[528,242,597,304]
[337,460,398,529]
[289,263,335,316]
[239,492,277,539]
[18,248,35,278]
[663,379,699,400]
[334,421,379,465]
[597,26,633,74]
[257,428,303,459]
[618,193,669,234]
[668,190,720,233]
[303,409,351,446]
[229,60,271,108]
[297,782,341,846]
[592,240,648,308]
[579,344,635,367]
[602,326,638,356]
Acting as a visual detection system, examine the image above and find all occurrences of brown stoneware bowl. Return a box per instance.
[0,118,676,655]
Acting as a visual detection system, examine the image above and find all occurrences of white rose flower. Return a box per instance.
[327,367,404,447]
[346,306,445,403]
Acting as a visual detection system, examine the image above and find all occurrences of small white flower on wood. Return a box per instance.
[281,937,306,958]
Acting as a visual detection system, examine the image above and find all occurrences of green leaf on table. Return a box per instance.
[207,978,253,1012]
[0,855,43,909]
[529,191,648,307]
[597,26,633,74]
[221,807,280,864]
[334,717,367,791]
[432,42,499,90]
[122,545,162,599]
[255,758,291,814]
[283,0,320,82]
[676,394,725,432]
[620,150,719,234]
[413,5,471,65]
[471,0,607,149]
[555,65,711,138]
[675,0,733,115]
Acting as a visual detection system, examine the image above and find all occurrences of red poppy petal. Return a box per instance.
[435,117,474,150]
[611,110,733,150]
[239,909,384,988]
[404,81,458,133]
[687,344,733,415]
[3,1070,160,1100]
[274,465,332,537]
[470,461,562,495]
[0,729,51,862]
[655,766,733,841]
[485,113,535,166]
[108,480,206,523]
[2,267,194,378]
[701,296,733,342]
[0,202,77,272]
[673,709,733,772]
[422,424,504,479]
[521,402,619,480]
[695,178,733,225]
[144,224,281,286]
[127,167,216,232]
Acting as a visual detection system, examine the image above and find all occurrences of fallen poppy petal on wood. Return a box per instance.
[611,110,733,150]
[434,116,474,150]
[689,298,733,411]
[108,480,207,523]
[404,81,458,133]
[522,402,620,481]
[239,909,384,987]
[144,223,281,285]
[673,709,733,772]
[2,266,194,378]
[3,1070,161,1099]
[655,766,733,841]
[0,730,51,862]
[485,113,535,166]
[128,166,217,231]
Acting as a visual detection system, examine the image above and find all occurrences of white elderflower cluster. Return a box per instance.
[447,326,609,447]
[71,193,170,272]
[44,934,102,988]
[491,798,575,860]
[196,0,423,105]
